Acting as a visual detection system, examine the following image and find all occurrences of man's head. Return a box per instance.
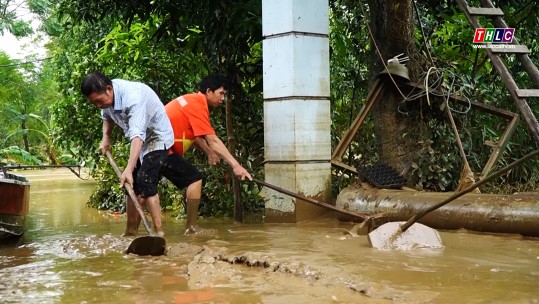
[81,72,114,109]
[199,75,227,107]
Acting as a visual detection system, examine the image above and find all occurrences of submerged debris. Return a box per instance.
[166,241,419,300]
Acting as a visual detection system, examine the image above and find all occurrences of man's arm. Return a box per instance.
[100,119,140,188]
[194,137,220,165]
[204,134,252,180]
[121,98,148,187]
[120,136,143,187]
[99,119,115,155]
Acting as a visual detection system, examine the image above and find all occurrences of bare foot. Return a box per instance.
[156,230,165,238]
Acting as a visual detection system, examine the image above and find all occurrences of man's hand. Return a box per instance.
[194,137,220,165]
[100,120,114,155]
[120,168,134,188]
[232,165,252,181]
[207,152,220,166]
[99,138,111,155]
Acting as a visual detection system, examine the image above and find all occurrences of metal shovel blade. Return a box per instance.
[125,236,166,256]
[368,221,443,250]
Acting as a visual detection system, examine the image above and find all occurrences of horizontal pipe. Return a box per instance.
[4,165,81,169]
[336,186,539,236]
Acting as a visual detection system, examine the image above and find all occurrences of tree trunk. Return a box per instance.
[47,145,58,165]
[21,121,30,152]
[368,0,426,183]
[225,93,242,223]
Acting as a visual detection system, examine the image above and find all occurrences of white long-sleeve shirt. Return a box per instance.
[102,79,174,158]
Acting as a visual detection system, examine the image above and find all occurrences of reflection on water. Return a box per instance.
[0,169,538,303]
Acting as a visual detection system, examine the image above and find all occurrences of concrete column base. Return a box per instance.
[264,162,331,223]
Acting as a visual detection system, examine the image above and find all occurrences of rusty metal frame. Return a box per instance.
[331,78,384,174]
[405,82,520,180]
[458,0,539,143]
[330,79,520,179]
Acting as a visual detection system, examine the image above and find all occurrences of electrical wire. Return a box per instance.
[413,0,436,67]
[357,0,408,99]
[0,57,51,68]
[397,67,472,116]
[357,0,473,117]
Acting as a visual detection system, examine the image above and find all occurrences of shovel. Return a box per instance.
[105,150,166,256]
[368,149,539,250]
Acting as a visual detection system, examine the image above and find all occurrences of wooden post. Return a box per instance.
[225,94,242,223]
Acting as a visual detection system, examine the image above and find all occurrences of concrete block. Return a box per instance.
[264,162,332,222]
[263,35,330,99]
[264,99,331,161]
[262,0,329,36]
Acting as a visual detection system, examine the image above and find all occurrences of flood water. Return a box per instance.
[1,169,539,303]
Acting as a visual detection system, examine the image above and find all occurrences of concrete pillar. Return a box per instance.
[262,0,331,222]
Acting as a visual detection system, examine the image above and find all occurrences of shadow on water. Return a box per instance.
[0,169,538,303]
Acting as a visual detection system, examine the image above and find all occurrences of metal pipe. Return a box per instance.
[337,186,539,236]
[3,165,81,169]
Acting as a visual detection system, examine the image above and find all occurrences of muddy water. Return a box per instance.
[1,169,539,303]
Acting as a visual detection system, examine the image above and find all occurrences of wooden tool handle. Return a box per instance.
[217,164,372,221]
[105,150,155,236]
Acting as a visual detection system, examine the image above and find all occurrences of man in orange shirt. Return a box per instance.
[162,75,252,234]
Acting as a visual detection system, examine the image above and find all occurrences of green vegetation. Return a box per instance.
[1,0,537,217]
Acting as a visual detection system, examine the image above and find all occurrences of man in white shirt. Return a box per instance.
[81,72,174,237]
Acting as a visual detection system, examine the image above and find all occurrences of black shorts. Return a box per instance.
[160,153,202,189]
[132,150,168,198]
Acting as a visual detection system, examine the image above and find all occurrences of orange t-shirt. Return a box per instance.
[165,92,216,156]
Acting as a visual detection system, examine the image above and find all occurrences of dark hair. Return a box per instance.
[81,72,113,97]
[198,75,227,93]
